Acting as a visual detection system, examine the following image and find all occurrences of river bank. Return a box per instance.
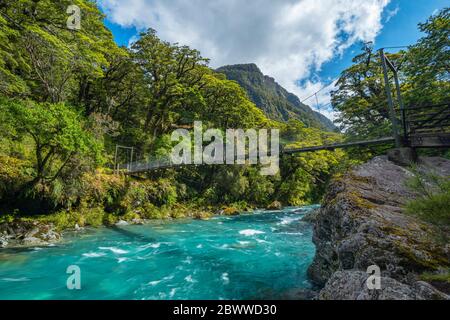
[0,206,316,300]
[0,201,288,249]
[308,156,450,300]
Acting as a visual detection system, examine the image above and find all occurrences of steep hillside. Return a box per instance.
[216,64,337,131]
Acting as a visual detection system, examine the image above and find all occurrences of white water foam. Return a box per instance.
[144,243,161,249]
[221,273,230,285]
[148,280,161,286]
[239,229,265,236]
[277,216,301,226]
[169,288,177,298]
[1,277,30,282]
[183,256,192,264]
[117,257,129,263]
[82,252,107,258]
[99,247,129,254]
[184,275,197,283]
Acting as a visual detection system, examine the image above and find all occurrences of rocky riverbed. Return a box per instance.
[0,220,61,248]
[308,156,450,300]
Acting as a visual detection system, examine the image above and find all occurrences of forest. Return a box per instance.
[0,1,448,230]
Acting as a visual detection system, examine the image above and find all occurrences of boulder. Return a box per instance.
[301,208,320,223]
[0,236,8,248]
[131,218,145,225]
[309,156,450,300]
[193,211,212,220]
[266,201,282,210]
[222,207,239,216]
[22,236,44,246]
[318,271,448,300]
[0,220,61,248]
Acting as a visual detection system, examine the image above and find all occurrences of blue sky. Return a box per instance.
[316,0,448,85]
[100,0,447,118]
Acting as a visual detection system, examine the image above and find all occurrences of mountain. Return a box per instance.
[216,64,337,131]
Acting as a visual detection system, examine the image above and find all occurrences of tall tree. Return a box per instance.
[131,29,209,138]
[0,0,116,103]
[330,43,402,138]
[403,8,450,106]
[1,98,102,187]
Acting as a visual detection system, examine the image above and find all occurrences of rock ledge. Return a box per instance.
[308,156,450,300]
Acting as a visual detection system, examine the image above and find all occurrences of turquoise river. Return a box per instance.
[0,206,317,299]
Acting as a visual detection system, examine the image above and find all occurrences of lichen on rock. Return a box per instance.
[309,156,450,300]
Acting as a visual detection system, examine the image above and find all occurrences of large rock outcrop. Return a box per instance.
[308,156,450,300]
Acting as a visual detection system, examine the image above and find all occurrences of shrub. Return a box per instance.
[81,171,126,207]
[0,155,32,200]
[103,213,119,226]
[405,166,450,226]
[406,192,450,226]
[121,178,178,212]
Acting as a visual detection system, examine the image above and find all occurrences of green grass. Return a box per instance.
[406,192,450,226]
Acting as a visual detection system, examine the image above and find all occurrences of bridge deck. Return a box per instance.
[282,137,395,154]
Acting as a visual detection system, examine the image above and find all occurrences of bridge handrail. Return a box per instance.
[403,102,450,111]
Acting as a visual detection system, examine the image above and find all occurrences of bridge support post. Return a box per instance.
[380,49,402,148]
[114,145,119,174]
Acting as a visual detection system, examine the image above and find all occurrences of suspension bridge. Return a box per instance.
[114,49,450,175]
[114,100,449,175]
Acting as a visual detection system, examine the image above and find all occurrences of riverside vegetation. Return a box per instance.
[0,0,449,295]
[0,0,347,233]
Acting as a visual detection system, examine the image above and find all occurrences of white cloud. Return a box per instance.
[385,6,399,23]
[99,0,391,120]
[127,34,139,48]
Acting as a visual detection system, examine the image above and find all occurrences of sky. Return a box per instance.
[99,0,448,121]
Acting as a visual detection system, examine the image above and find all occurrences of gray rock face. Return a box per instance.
[309,156,450,300]
[0,220,61,248]
[0,235,8,248]
[318,271,448,300]
[301,208,320,223]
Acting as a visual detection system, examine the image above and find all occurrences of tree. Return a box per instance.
[330,43,404,138]
[1,98,102,186]
[0,0,116,103]
[403,8,450,106]
[131,29,209,138]
[331,9,449,139]
[199,72,268,129]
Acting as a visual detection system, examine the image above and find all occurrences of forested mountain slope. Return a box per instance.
[217,64,337,131]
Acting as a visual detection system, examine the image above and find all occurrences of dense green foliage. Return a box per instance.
[0,0,346,227]
[0,2,447,229]
[331,8,449,140]
[405,166,450,227]
[217,64,337,131]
